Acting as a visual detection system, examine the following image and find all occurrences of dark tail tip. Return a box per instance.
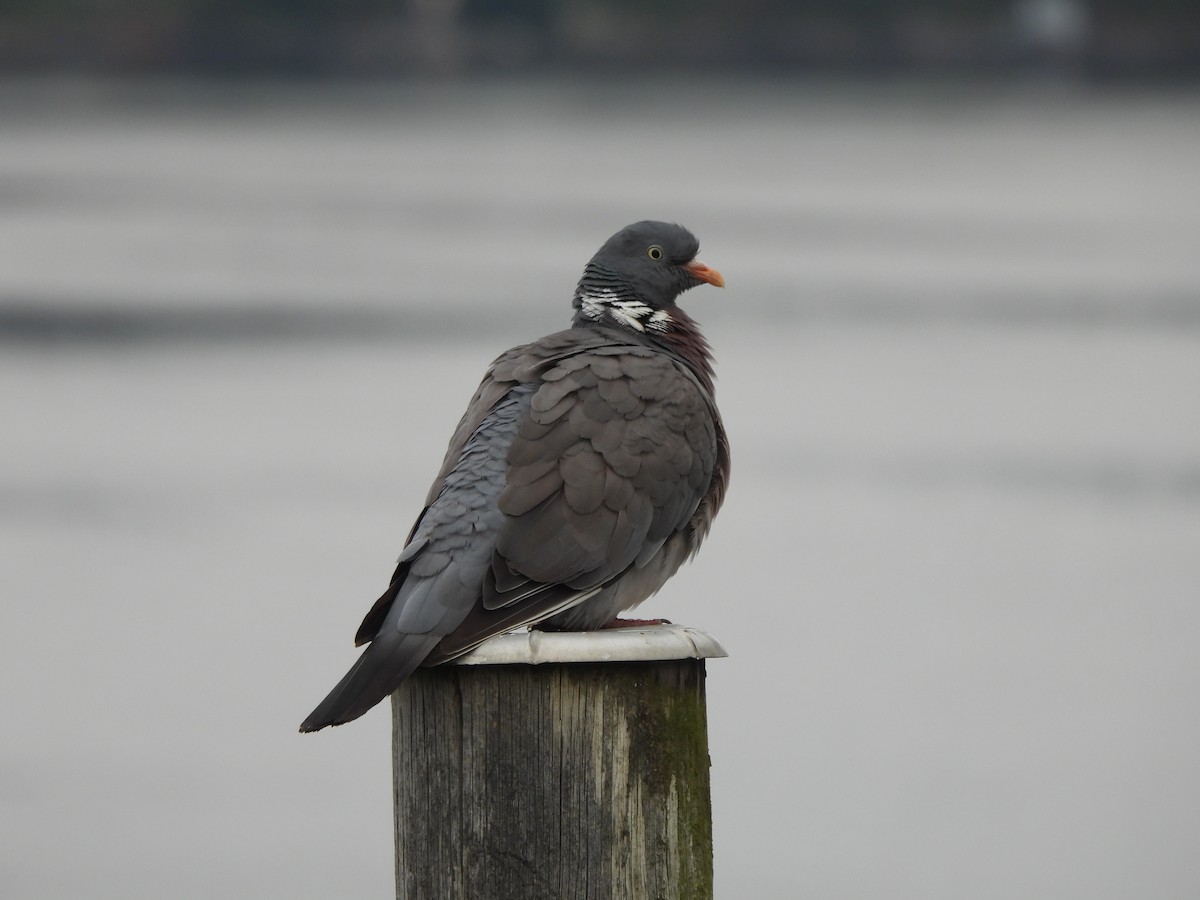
[297,683,367,734]
[297,632,439,734]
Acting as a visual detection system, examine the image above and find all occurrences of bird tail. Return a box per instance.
[299,632,440,732]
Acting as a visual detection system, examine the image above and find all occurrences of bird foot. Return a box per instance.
[599,617,673,629]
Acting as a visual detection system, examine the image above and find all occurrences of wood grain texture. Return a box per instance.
[392,660,714,900]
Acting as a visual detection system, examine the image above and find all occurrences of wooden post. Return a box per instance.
[391,625,725,900]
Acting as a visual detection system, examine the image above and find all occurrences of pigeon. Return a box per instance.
[300,221,729,732]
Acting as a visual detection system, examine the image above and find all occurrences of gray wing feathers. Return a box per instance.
[422,337,719,660]
[493,348,715,594]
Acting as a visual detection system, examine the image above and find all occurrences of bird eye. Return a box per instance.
[647,245,663,260]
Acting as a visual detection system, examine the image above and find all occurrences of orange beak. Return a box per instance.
[684,259,725,288]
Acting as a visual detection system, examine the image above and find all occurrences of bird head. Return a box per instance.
[572,221,724,334]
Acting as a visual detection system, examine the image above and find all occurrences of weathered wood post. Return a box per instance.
[391,624,725,900]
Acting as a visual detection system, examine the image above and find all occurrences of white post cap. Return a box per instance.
[451,623,727,666]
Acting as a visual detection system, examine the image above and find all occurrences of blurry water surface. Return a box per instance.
[2,78,1199,899]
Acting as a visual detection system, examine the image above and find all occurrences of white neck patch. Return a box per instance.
[577,288,672,333]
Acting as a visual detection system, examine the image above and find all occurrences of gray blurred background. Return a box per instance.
[3,2,1200,898]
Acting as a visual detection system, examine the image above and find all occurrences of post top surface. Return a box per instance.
[450,623,727,666]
